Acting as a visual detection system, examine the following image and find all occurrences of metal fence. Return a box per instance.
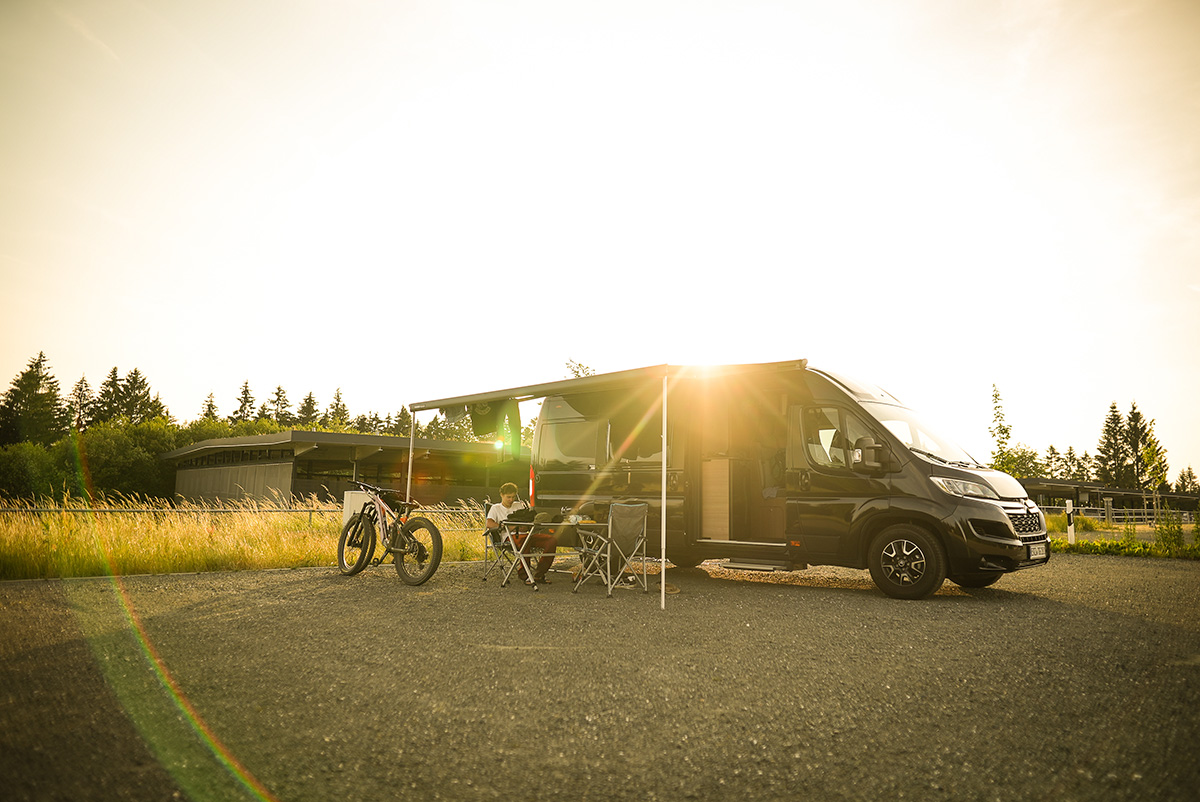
[1041,506,1196,526]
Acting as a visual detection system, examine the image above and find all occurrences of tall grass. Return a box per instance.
[414,499,489,562]
[0,496,488,581]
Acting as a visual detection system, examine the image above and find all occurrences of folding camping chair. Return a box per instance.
[572,501,649,597]
[480,499,517,583]
[481,498,560,591]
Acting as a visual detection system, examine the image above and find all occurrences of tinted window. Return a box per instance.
[796,406,877,472]
[803,407,848,470]
[610,414,666,464]
[536,421,599,468]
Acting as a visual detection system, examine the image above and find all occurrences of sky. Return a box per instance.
[2,0,1198,479]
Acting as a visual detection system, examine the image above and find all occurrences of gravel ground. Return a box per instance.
[3,553,1199,802]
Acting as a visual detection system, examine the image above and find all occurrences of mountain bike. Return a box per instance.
[338,480,442,585]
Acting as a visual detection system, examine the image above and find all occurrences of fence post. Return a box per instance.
[1104,497,1113,527]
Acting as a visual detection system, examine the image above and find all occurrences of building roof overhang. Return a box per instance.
[161,430,528,465]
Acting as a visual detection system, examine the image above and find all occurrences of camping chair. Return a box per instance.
[480,499,517,583]
[572,502,649,597]
[482,498,561,591]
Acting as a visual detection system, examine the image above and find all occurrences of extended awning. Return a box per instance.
[409,359,807,415]
[406,358,808,609]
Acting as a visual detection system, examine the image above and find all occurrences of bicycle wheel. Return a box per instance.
[338,512,376,576]
[393,516,442,585]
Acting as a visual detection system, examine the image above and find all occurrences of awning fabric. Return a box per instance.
[407,359,807,413]
[406,358,808,610]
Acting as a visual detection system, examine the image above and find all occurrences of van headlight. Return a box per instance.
[931,476,1000,500]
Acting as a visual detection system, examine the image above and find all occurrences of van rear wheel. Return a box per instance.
[867,525,947,600]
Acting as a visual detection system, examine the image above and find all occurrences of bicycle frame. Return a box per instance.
[351,481,417,563]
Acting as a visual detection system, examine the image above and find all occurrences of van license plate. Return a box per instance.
[1028,543,1047,560]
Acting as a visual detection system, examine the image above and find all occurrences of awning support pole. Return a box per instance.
[406,409,416,504]
[661,374,668,611]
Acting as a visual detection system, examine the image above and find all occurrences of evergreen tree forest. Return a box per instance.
[2,353,1196,502]
[988,386,1198,497]
[0,353,494,501]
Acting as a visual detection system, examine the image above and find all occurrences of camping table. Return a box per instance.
[498,518,606,590]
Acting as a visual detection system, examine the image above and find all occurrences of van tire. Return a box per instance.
[867,525,947,600]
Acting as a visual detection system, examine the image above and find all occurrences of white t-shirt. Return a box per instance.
[487,500,528,527]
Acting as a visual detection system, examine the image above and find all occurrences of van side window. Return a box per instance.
[609,414,668,465]
[536,421,599,468]
[844,410,874,455]
[796,407,877,472]
[802,407,848,470]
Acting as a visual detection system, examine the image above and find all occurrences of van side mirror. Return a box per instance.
[852,436,889,474]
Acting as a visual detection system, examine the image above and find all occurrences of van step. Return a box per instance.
[719,559,795,572]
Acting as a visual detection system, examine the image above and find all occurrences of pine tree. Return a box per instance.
[200,393,219,420]
[92,367,124,424]
[295,392,320,428]
[121,368,155,423]
[1094,402,1127,487]
[69,376,95,430]
[230,382,255,424]
[1044,445,1064,479]
[146,393,169,422]
[1077,451,1094,482]
[325,389,349,429]
[353,413,385,434]
[1175,466,1199,494]
[1125,402,1150,490]
[270,386,292,426]
[1063,447,1093,482]
[387,408,416,437]
[0,352,70,447]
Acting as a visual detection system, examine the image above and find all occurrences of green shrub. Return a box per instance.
[1154,507,1185,554]
[1045,513,1100,534]
[1049,536,1200,560]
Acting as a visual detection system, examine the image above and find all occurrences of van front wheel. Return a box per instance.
[867,525,947,600]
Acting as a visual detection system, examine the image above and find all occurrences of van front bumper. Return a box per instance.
[943,497,1051,573]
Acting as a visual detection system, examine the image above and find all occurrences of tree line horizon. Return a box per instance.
[0,352,1196,501]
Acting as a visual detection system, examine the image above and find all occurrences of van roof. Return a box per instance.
[409,358,809,413]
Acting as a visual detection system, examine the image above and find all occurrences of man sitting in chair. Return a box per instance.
[486,482,558,585]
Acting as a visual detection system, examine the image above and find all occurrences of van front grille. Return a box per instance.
[1008,512,1043,535]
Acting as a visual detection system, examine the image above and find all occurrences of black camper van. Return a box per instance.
[412,359,1049,599]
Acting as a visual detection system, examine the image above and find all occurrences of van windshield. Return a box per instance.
[859,402,981,467]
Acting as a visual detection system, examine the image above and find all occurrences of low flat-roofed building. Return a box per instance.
[1018,476,1199,512]
[162,430,529,505]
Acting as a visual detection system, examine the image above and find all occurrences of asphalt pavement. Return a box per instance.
[2,553,1199,801]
